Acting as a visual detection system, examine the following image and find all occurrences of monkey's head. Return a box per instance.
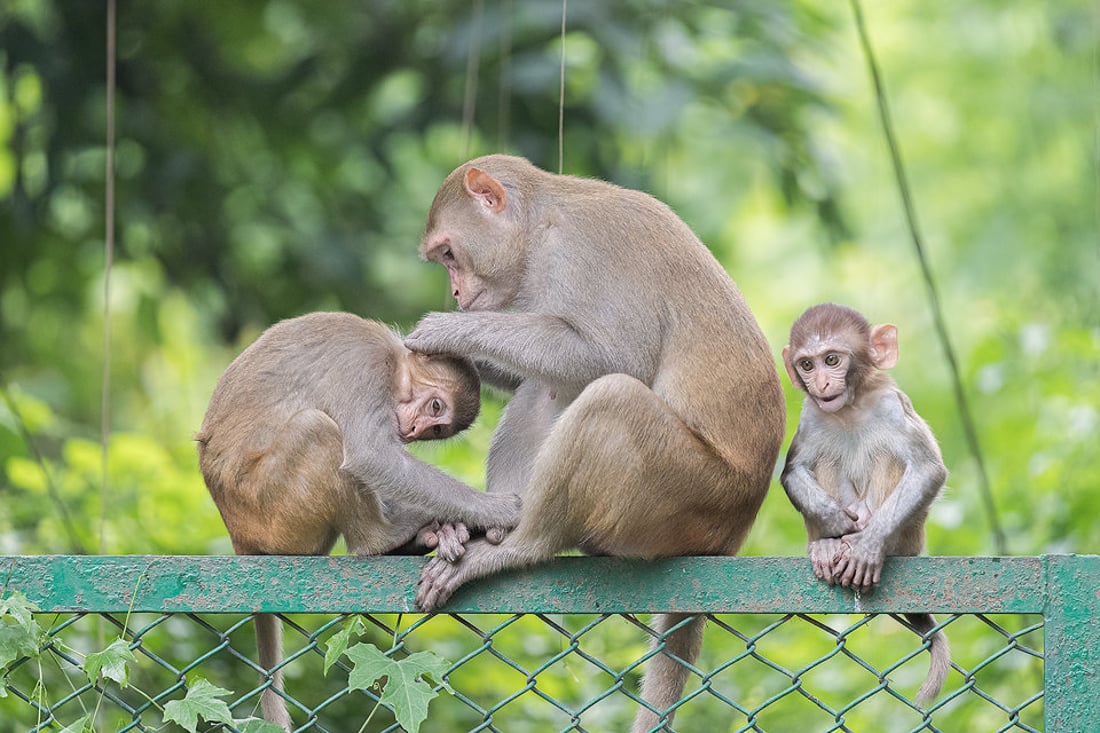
[396,351,481,443]
[782,303,898,414]
[419,155,538,312]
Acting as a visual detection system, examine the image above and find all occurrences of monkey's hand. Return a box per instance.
[832,532,886,592]
[416,521,472,563]
[485,527,511,544]
[845,502,872,532]
[405,312,462,355]
[809,539,844,585]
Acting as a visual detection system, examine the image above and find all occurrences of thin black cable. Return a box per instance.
[849,0,1007,554]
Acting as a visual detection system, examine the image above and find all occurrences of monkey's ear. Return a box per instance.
[464,168,508,213]
[781,345,801,388]
[869,324,899,370]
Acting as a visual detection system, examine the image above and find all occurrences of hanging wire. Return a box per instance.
[461,0,484,159]
[497,0,512,150]
[849,0,1007,554]
[558,0,567,173]
[100,0,117,555]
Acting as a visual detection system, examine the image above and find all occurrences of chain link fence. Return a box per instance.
[1,555,1095,732]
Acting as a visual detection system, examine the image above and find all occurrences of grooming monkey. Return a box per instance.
[406,154,786,731]
[780,302,950,706]
[196,311,520,729]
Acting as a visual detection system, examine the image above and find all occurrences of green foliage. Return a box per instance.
[83,638,135,688]
[327,615,453,733]
[0,0,1096,728]
[0,592,43,693]
[345,645,452,733]
[162,678,235,732]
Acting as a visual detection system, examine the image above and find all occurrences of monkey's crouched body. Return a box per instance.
[781,302,951,706]
[195,311,520,728]
[407,154,787,731]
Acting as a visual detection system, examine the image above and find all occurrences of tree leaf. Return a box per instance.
[162,678,235,732]
[345,643,451,733]
[85,638,136,687]
[324,615,367,675]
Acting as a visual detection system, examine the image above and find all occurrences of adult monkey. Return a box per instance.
[407,154,785,731]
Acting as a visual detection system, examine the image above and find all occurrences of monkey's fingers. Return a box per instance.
[416,556,464,611]
[810,540,841,584]
[433,523,471,563]
[485,527,511,544]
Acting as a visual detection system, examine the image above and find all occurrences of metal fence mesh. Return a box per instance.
[2,610,1044,733]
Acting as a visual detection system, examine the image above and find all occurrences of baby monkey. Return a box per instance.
[196,311,519,728]
[780,303,949,706]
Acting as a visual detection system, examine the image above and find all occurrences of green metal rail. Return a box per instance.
[1,554,1096,732]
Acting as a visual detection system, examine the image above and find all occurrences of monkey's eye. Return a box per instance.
[430,399,443,415]
[432,425,443,437]
[824,353,841,367]
[798,359,814,372]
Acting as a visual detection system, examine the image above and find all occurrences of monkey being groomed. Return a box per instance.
[405,154,786,731]
[196,311,520,729]
[780,302,950,706]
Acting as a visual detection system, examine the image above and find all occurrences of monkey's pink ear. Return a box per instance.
[781,345,801,388]
[464,168,508,213]
[869,324,899,370]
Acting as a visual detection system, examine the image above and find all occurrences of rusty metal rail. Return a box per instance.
[1,554,1096,732]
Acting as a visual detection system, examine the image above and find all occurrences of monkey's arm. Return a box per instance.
[781,439,860,539]
[475,359,523,393]
[834,405,947,590]
[406,311,619,386]
[341,442,521,531]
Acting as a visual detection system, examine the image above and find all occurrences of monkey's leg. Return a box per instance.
[234,409,368,730]
[419,374,744,607]
[418,375,748,732]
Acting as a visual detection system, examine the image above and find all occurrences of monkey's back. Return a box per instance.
[196,312,399,504]
[541,170,785,489]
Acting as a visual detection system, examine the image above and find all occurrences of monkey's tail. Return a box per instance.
[905,612,951,708]
[630,613,706,733]
[256,612,293,730]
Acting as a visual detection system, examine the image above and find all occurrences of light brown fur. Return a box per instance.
[781,303,950,706]
[405,155,786,730]
[196,311,519,728]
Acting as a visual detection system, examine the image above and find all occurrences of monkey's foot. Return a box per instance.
[416,554,470,611]
[809,539,843,584]
[833,534,884,592]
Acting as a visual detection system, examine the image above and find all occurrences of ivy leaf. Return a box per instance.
[85,638,136,687]
[0,592,44,671]
[162,678,235,732]
[324,615,367,675]
[0,592,44,672]
[0,592,39,633]
[235,718,288,733]
[345,643,451,733]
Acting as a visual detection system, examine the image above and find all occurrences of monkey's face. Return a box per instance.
[783,343,853,413]
[395,387,459,443]
[419,165,525,312]
[421,234,501,312]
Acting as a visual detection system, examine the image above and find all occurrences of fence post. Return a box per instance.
[1044,554,1100,732]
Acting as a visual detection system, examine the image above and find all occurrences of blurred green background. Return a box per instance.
[1,1,1096,730]
[3,0,1095,559]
